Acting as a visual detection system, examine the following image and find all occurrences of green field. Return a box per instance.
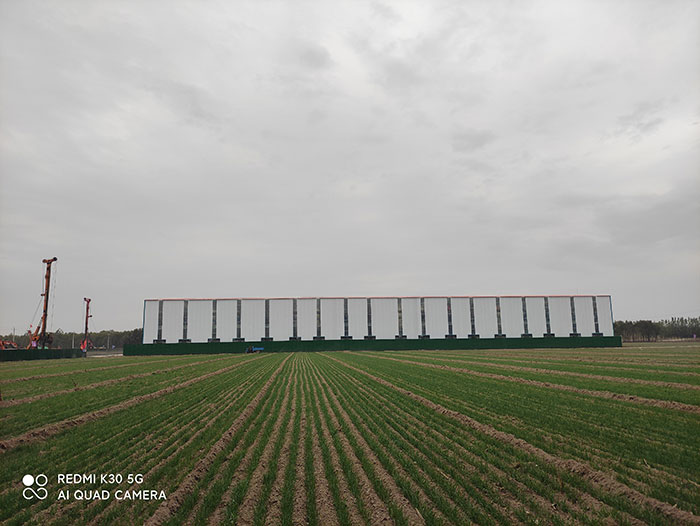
[1,344,698,525]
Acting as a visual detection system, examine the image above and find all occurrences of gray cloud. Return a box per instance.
[298,43,333,70]
[451,129,497,153]
[1,0,699,332]
[615,100,667,139]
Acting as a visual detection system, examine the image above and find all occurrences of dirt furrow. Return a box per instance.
[310,365,425,526]
[236,362,298,526]
[367,355,700,414]
[311,364,428,526]
[331,360,635,526]
[0,355,200,384]
[292,377,308,526]
[202,378,284,526]
[317,361,500,526]
[417,354,700,377]
[309,391,340,526]
[0,355,235,407]
[21,369,253,526]
[189,360,291,525]
[323,361,547,525]
[378,353,700,389]
[325,355,700,526]
[0,355,266,452]
[308,369,365,526]
[264,358,304,526]
[144,354,289,526]
[84,372,264,526]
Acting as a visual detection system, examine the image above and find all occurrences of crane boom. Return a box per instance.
[81,297,93,352]
[27,257,58,350]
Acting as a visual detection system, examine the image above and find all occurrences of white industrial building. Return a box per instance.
[142,295,614,344]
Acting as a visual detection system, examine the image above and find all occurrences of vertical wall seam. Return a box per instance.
[396,298,405,339]
[544,297,553,337]
[570,297,580,337]
[495,297,505,338]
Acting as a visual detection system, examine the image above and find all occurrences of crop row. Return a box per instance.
[329,351,700,518]
[0,355,193,381]
[385,350,700,385]
[0,354,260,439]
[357,351,700,406]
[0,354,285,525]
[2,349,699,525]
[0,354,229,401]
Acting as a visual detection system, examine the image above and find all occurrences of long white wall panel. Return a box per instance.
[573,296,595,336]
[548,297,572,337]
[596,296,614,336]
[424,297,449,338]
[162,300,184,343]
[143,300,159,343]
[269,299,293,341]
[401,298,421,338]
[500,298,523,337]
[451,298,471,337]
[241,299,265,341]
[188,300,211,343]
[371,298,397,339]
[143,294,615,343]
[473,297,498,338]
[525,297,547,337]
[217,300,237,341]
[321,299,344,339]
[347,298,367,339]
[297,299,317,340]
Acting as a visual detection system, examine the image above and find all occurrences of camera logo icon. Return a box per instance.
[22,474,48,500]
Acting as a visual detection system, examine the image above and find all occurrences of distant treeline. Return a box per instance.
[2,320,698,347]
[614,317,700,342]
[1,328,143,349]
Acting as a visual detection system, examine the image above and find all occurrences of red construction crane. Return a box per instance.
[27,257,58,350]
[81,297,93,352]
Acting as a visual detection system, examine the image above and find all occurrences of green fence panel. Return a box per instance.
[124,336,622,356]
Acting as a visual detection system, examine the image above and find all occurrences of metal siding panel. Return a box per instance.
[143,300,159,343]
[268,299,293,341]
[241,299,265,341]
[500,297,523,337]
[347,298,367,339]
[321,299,344,340]
[188,300,211,343]
[525,297,547,337]
[451,297,471,337]
[597,296,614,336]
[371,298,397,339]
[473,297,498,338]
[424,297,448,338]
[162,300,184,343]
[574,296,595,336]
[217,300,237,341]
[401,298,421,339]
[297,298,316,340]
[548,297,572,336]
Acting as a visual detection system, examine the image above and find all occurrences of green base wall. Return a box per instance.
[124,336,621,356]
[0,348,85,362]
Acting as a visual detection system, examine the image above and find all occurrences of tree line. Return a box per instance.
[2,318,698,347]
[1,328,143,350]
[613,317,700,342]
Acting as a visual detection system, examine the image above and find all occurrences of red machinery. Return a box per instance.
[80,297,94,352]
[26,257,58,350]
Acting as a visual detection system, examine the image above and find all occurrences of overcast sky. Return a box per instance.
[1,0,699,333]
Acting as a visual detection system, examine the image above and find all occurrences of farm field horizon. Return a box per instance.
[1,344,699,525]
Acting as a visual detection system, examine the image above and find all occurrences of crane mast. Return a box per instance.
[81,297,93,352]
[27,257,58,349]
